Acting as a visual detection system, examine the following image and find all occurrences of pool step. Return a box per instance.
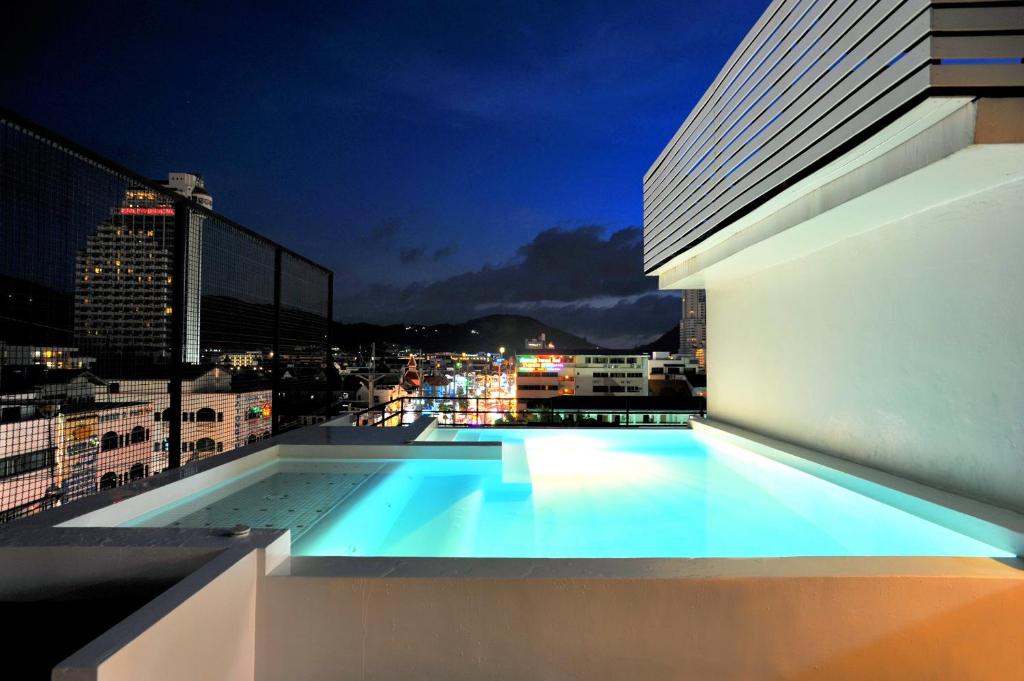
[502,442,531,484]
[429,429,458,442]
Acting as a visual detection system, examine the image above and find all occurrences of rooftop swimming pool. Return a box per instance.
[123,428,1011,558]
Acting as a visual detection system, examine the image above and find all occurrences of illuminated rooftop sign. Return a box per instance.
[119,207,175,216]
[517,355,565,372]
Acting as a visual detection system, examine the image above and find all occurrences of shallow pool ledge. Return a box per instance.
[274,416,501,460]
[691,419,1024,557]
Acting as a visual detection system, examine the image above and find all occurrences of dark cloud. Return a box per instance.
[510,293,680,349]
[405,225,655,305]
[335,226,679,346]
[399,244,457,264]
[367,218,401,244]
[399,246,424,264]
[431,245,457,261]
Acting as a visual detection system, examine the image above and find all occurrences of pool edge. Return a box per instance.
[691,419,1024,557]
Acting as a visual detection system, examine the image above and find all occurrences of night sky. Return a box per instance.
[3,0,765,347]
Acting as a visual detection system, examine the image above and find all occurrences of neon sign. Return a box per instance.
[517,355,565,372]
[119,207,175,216]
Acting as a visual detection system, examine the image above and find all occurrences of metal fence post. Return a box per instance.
[167,200,189,469]
[326,270,334,418]
[271,246,282,436]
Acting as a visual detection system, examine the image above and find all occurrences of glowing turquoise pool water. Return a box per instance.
[128,429,1011,558]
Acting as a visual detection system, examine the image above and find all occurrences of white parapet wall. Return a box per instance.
[254,556,1024,681]
[78,551,259,681]
[38,546,1024,681]
[40,532,290,681]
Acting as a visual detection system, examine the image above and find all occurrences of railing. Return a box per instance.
[348,400,407,427]
[0,110,334,522]
[348,396,705,428]
[643,0,1024,274]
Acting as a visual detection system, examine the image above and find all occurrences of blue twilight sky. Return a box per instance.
[2,0,766,347]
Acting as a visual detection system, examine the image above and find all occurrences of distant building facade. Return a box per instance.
[523,333,555,350]
[74,173,211,364]
[679,289,706,370]
[214,351,265,370]
[516,352,648,398]
[0,368,155,521]
[0,362,272,521]
[355,379,402,406]
[115,366,272,463]
[0,344,95,370]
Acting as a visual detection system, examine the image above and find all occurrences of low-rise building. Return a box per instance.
[213,350,264,369]
[0,397,157,521]
[0,344,96,370]
[523,333,555,350]
[648,352,703,398]
[121,366,273,463]
[355,378,403,406]
[0,362,274,518]
[516,351,648,398]
[648,352,699,381]
[515,353,566,398]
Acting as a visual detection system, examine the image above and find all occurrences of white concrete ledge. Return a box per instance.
[56,448,281,529]
[279,554,1024,580]
[257,555,1024,681]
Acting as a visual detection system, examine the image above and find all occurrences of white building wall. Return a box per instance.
[648,355,698,379]
[708,178,1024,512]
[572,357,649,397]
[515,355,649,397]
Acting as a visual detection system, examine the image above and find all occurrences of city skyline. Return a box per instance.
[1,0,765,346]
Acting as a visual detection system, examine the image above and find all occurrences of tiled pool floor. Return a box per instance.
[128,464,385,542]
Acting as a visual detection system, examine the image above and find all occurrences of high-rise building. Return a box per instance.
[163,172,213,210]
[74,173,211,364]
[678,289,706,370]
